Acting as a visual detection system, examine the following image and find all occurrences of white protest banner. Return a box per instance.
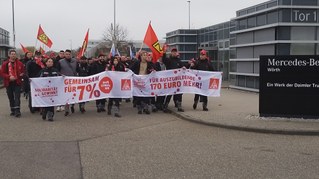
[30,71,133,107]
[133,68,222,97]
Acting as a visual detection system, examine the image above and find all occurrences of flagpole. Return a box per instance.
[139,42,143,52]
[33,39,38,55]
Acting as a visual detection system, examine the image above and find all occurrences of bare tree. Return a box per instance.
[103,23,129,47]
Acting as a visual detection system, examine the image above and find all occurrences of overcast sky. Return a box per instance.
[1,0,267,51]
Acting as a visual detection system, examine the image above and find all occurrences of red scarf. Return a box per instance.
[35,57,45,69]
[8,60,17,79]
[111,65,115,71]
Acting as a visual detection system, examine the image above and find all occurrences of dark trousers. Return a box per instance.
[43,107,55,118]
[194,94,208,103]
[6,83,21,113]
[156,96,165,109]
[28,91,40,112]
[135,96,150,112]
[22,76,30,94]
[79,102,85,109]
[108,98,120,108]
[96,99,106,109]
[135,97,150,106]
[164,94,183,105]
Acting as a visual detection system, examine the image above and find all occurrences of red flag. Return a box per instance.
[39,46,45,55]
[143,22,163,63]
[77,29,89,59]
[37,25,53,48]
[20,43,30,53]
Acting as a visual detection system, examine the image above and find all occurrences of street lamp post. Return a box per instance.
[114,0,117,47]
[12,0,16,48]
[187,1,191,30]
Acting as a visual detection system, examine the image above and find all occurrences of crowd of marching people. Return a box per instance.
[0,47,215,122]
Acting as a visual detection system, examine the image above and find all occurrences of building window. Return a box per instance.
[218,41,224,49]
[267,11,278,24]
[256,4,266,11]
[316,44,319,55]
[257,14,266,26]
[230,48,236,59]
[239,19,247,30]
[230,62,237,72]
[279,9,291,22]
[238,76,245,87]
[276,44,290,55]
[277,27,291,40]
[292,0,317,5]
[247,8,255,14]
[246,76,255,88]
[290,43,315,55]
[238,10,247,16]
[224,29,230,38]
[279,0,291,5]
[268,1,278,7]
[291,27,315,40]
[225,41,230,48]
[218,30,224,39]
[247,17,256,28]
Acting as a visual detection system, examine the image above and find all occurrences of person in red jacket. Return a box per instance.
[1,49,25,117]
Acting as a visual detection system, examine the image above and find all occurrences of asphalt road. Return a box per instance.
[0,89,318,179]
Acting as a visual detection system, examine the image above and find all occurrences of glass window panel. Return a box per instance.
[229,75,236,85]
[291,27,315,40]
[239,19,247,30]
[256,5,266,11]
[267,1,278,8]
[225,41,230,48]
[246,76,255,88]
[218,30,224,39]
[238,76,245,87]
[292,0,317,5]
[257,14,266,26]
[247,17,256,28]
[230,48,236,59]
[290,43,315,55]
[224,29,230,38]
[267,11,278,24]
[279,0,291,5]
[276,44,290,55]
[277,27,291,40]
[279,9,291,22]
[247,8,255,14]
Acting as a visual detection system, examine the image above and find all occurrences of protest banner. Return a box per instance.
[30,71,133,107]
[133,69,222,97]
[30,69,222,107]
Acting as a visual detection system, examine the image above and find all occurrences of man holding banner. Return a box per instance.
[190,50,215,111]
[57,49,79,116]
[162,48,185,112]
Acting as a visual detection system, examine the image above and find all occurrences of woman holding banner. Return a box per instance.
[190,50,215,111]
[130,51,155,114]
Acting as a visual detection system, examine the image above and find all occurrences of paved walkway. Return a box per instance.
[168,88,319,135]
[0,87,319,178]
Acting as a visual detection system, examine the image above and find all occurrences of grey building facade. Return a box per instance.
[0,27,11,85]
[165,29,198,61]
[0,27,11,62]
[166,22,235,80]
[230,0,319,91]
[165,0,319,91]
